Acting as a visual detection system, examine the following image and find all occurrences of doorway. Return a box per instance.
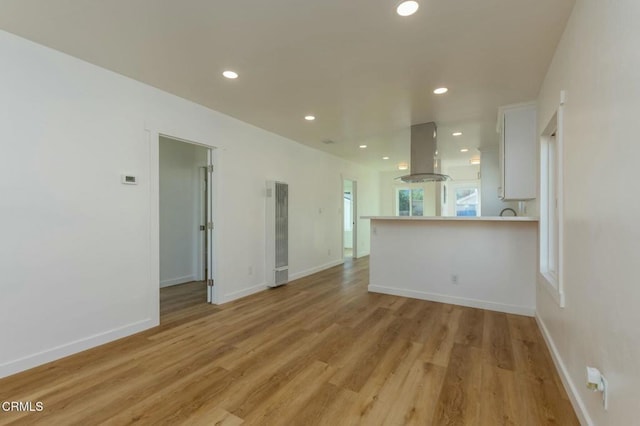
[343,179,357,259]
[158,135,214,318]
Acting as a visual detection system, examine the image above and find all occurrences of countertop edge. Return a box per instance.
[360,216,539,222]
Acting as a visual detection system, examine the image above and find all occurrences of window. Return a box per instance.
[444,182,480,217]
[546,134,558,278]
[455,187,479,217]
[540,106,564,307]
[396,188,423,216]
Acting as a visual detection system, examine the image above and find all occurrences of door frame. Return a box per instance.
[198,166,208,282]
[341,176,357,259]
[149,128,220,321]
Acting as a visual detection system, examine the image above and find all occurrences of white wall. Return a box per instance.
[0,30,380,378]
[536,1,640,424]
[442,163,479,181]
[368,219,537,316]
[159,137,208,286]
[379,171,400,216]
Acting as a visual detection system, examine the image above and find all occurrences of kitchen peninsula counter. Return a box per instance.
[362,216,538,316]
[361,216,538,222]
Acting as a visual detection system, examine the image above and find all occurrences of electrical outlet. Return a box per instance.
[451,274,459,284]
[328,249,331,256]
[586,366,608,410]
[248,266,253,275]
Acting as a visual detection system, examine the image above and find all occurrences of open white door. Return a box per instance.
[351,181,357,258]
[342,178,357,259]
[206,150,216,303]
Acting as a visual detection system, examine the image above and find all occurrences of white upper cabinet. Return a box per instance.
[497,102,537,201]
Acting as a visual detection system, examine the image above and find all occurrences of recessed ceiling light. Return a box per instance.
[304,115,316,121]
[382,156,390,160]
[398,162,409,171]
[396,1,419,16]
[452,132,463,136]
[359,145,367,149]
[222,70,238,79]
[433,87,448,95]
[470,157,481,165]
[460,148,469,153]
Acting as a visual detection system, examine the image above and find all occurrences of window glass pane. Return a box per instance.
[455,188,478,217]
[398,189,410,216]
[411,200,424,216]
[548,136,558,276]
[411,189,424,216]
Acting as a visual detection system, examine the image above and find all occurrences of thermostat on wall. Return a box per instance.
[121,174,138,185]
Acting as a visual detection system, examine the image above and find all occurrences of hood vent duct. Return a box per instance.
[397,122,450,183]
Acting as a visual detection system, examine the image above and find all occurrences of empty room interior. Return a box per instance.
[0,1,638,425]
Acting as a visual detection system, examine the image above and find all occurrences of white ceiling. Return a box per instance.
[0,0,575,171]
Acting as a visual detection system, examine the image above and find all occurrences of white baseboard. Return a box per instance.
[289,259,345,281]
[0,318,156,379]
[221,260,346,304]
[535,315,593,426]
[221,283,268,304]
[368,285,535,317]
[160,274,196,288]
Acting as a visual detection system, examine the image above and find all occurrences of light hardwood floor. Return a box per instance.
[0,257,578,425]
[160,280,207,319]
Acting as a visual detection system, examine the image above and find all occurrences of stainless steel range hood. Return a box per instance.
[397,122,450,183]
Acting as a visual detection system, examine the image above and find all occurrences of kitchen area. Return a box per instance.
[365,103,539,316]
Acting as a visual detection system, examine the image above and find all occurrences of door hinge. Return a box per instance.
[207,165,214,173]
[207,279,215,287]
[207,222,214,230]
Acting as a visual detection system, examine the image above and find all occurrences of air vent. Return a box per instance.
[266,181,289,287]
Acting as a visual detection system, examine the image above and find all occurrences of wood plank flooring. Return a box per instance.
[160,280,207,318]
[0,257,578,425]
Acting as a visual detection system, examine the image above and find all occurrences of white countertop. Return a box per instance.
[361,216,538,222]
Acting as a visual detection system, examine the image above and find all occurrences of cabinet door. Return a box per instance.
[502,105,536,200]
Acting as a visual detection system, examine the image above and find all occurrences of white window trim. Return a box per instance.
[539,93,565,308]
